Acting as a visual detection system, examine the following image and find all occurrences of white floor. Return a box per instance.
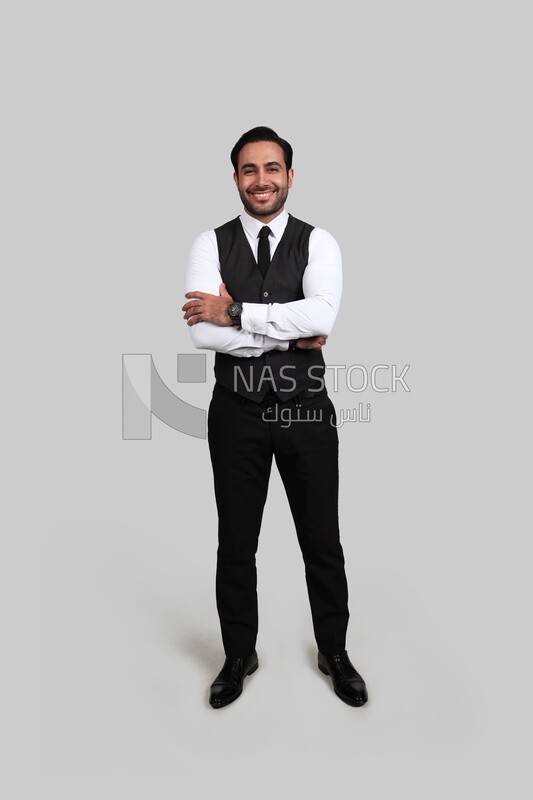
[38,494,525,800]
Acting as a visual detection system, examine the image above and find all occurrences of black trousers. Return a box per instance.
[207,382,350,658]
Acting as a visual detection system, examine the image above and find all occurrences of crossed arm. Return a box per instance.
[182,227,342,357]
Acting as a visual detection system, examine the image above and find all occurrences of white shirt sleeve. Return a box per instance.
[239,228,342,339]
[184,230,290,357]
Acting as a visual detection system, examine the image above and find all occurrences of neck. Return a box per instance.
[244,207,286,225]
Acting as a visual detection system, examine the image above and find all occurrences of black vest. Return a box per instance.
[214,214,325,402]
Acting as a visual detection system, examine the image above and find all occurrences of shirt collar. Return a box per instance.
[239,208,289,241]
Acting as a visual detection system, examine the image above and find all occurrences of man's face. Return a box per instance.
[233,141,294,222]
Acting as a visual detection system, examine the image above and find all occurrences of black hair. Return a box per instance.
[230,126,293,172]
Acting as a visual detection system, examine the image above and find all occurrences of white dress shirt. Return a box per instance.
[184,208,342,357]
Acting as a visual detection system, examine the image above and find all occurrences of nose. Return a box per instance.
[256,168,270,186]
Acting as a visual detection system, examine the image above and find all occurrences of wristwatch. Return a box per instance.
[227,301,243,326]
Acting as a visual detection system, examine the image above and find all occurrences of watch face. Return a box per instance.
[228,302,242,319]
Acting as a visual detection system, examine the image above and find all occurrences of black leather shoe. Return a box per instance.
[318,650,368,706]
[209,651,259,709]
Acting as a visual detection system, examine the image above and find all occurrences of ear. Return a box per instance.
[233,172,239,188]
[288,168,294,188]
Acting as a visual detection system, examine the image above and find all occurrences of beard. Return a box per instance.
[239,183,289,218]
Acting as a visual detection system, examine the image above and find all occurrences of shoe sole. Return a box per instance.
[318,661,368,707]
[209,660,259,709]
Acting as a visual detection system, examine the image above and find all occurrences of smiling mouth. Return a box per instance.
[249,189,276,200]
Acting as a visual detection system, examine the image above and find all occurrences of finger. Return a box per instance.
[184,291,206,299]
[182,301,201,313]
[182,300,199,311]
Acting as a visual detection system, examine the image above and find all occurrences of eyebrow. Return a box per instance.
[240,161,283,171]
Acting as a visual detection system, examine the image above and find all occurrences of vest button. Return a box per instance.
[263,291,269,298]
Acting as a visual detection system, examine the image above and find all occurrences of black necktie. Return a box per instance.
[257,226,272,278]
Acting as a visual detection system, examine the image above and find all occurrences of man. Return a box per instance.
[182,126,368,709]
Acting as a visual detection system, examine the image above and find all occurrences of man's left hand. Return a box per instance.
[182,283,234,326]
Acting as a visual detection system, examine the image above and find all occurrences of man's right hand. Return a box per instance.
[294,335,328,350]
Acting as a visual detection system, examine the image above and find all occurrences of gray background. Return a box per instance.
[2,0,531,797]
